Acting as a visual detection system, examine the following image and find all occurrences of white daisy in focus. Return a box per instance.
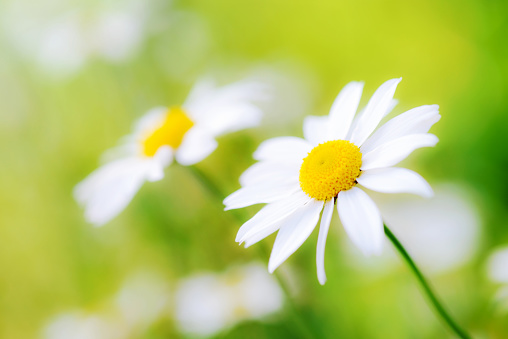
[174,263,284,337]
[224,78,440,284]
[75,79,267,226]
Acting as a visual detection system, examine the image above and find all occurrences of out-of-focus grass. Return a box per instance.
[0,0,507,338]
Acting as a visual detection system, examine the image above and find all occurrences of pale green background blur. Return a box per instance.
[0,0,507,338]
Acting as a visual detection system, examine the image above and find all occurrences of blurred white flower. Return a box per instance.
[225,78,439,284]
[43,313,125,339]
[175,263,284,337]
[246,65,318,130]
[43,270,170,339]
[115,271,171,329]
[75,78,268,226]
[487,246,508,284]
[1,0,151,75]
[345,184,481,276]
[487,247,508,313]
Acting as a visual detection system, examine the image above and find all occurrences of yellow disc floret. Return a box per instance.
[142,107,194,157]
[299,140,362,201]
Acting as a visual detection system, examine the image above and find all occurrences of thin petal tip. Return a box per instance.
[318,275,327,285]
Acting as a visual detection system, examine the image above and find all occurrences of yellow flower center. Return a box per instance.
[299,140,362,201]
[142,107,194,157]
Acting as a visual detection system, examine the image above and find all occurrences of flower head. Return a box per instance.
[75,78,268,226]
[174,263,283,336]
[224,78,440,284]
[2,0,151,76]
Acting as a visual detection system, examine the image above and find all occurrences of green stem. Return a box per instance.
[384,225,471,339]
[186,165,315,339]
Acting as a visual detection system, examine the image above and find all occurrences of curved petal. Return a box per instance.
[197,104,263,137]
[357,167,433,198]
[361,105,440,153]
[74,158,151,226]
[146,146,173,182]
[239,161,299,187]
[100,142,139,163]
[337,187,383,256]
[349,78,402,146]
[361,133,438,170]
[316,199,334,285]
[346,98,398,141]
[268,199,324,273]
[236,191,310,244]
[303,115,329,146]
[224,183,300,210]
[253,136,312,163]
[184,79,268,128]
[328,81,364,141]
[133,106,167,136]
[175,127,218,166]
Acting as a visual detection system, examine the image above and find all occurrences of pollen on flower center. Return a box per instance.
[299,140,362,201]
[142,107,194,156]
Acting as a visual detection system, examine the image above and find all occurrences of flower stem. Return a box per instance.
[384,224,471,339]
[186,165,315,339]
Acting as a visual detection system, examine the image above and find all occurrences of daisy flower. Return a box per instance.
[175,263,283,336]
[224,78,440,285]
[75,78,267,226]
[2,0,152,76]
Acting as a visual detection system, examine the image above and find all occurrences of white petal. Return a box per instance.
[303,115,329,146]
[175,127,218,166]
[253,136,312,163]
[239,161,299,187]
[349,78,402,146]
[146,146,173,182]
[357,167,433,198]
[361,133,438,170]
[337,187,383,256]
[316,199,334,285]
[184,79,269,134]
[224,183,300,210]
[236,191,310,243]
[133,106,167,136]
[346,98,398,141]
[182,78,216,110]
[196,104,263,136]
[268,199,324,273]
[361,105,440,153]
[328,81,364,140]
[74,158,151,226]
[100,142,139,163]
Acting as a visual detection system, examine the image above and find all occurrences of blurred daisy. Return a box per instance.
[225,78,440,284]
[43,313,125,339]
[174,263,283,337]
[43,271,170,339]
[115,271,171,330]
[345,184,480,276]
[2,0,151,76]
[488,247,508,284]
[75,79,267,226]
[487,246,508,313]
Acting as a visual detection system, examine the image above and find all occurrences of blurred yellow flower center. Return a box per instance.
[142,107,194,156]
[299,140,362,201]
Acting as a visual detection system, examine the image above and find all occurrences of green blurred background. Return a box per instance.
[0,0,507,338]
